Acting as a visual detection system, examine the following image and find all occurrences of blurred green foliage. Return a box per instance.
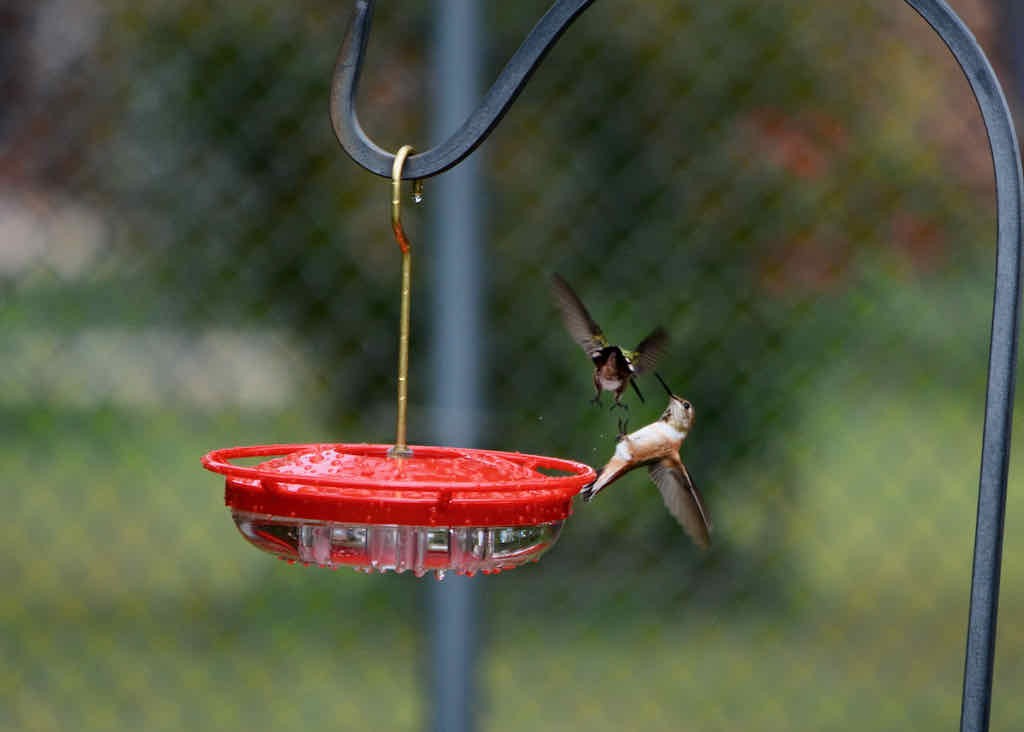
[98,0,989,588]
[4,0,1021,729]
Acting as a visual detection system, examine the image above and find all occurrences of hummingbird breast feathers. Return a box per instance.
[623,421,687,457]
[596,372,624,391]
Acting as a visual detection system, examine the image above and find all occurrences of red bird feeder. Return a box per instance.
[203,148,596,577]
[202,443,594,577]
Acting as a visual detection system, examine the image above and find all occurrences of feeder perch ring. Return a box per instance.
[203,443,596,577]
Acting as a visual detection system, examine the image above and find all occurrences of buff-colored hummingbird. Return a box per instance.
[550,273,667,410]
[581,373,712,549]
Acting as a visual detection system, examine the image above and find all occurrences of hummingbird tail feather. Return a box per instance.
[582,457,631,503]
[580,470,606,501]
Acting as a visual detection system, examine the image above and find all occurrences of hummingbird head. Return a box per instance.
[661,394,695,431]
[655,373,694,430]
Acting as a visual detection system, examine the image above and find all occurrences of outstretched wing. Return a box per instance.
[625,326,667,374]
[551,273,607,357]
[648,456,712,549]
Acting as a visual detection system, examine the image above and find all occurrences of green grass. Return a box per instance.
[4,267,1024,731]
[1,407,426,731]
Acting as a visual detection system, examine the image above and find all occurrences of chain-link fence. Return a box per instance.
[4,0,1024,729]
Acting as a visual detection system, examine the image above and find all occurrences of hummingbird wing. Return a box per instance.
[648,456,712,549]
[624,326,668,374]
[551,273,607,357]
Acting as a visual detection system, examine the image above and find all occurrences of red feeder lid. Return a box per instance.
[201,443,596,527]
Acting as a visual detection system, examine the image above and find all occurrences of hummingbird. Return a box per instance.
[550,273,667,410]
[581,373,712,549]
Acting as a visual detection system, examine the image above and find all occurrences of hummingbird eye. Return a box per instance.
[683,401,691,410]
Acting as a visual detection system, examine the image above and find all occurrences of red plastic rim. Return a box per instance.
[201,443,596,527]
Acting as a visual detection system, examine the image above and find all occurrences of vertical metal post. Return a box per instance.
[903,2,1023,730]
[427,2,485,731]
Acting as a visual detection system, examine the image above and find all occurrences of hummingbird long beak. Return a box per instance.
[654,371,674,398]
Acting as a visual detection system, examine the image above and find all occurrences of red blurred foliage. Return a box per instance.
[889,211,945,272]
[739,107,849,180]
[758,231,853,296]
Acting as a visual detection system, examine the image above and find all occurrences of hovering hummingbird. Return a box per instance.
[581,374,712,549]
[550,273,667,409]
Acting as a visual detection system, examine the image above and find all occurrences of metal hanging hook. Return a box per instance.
[330,0,596,180]
[391,145,422,253]
[388,145,418,458]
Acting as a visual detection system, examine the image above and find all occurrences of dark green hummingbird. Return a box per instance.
[551,273,668,410]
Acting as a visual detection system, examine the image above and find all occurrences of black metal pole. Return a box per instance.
[902,2,1022,731]
[426,2,485,731]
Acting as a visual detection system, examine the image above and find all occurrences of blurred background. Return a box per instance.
[4,0,1024,729]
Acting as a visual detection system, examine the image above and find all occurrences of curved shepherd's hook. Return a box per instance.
[903,4,1023,731]
[330,0,595,180]
[331,1,1022,729]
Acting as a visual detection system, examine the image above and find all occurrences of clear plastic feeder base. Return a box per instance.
[233,512,564,577]
[202,443,595,578]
